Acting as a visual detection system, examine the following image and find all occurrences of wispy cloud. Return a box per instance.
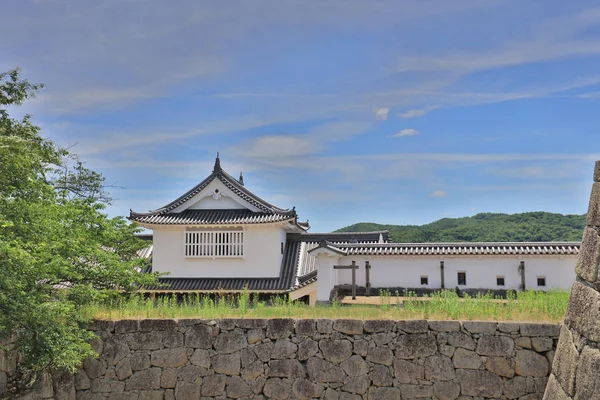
[392,128,420,137]
[430,190,447,198]
[374,108,390,120]
[398,107,438,118]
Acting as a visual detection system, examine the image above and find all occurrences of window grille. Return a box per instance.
[185,230,244,258]
[537,276,546,287]
[420,276,428,285]
[496,276,505,286]
[457,272,467,286]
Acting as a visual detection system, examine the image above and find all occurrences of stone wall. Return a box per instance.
[2,318,560,400]
[543,160,600,399]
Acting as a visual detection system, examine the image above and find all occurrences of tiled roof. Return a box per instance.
[288,230,390,243]
[129,209,296,225]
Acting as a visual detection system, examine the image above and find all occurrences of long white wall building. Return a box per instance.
[130,155,580,304]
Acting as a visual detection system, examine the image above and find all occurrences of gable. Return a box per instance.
[171,178,261,213]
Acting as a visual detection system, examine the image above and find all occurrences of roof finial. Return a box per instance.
[239,171,244,186]
[213,152,221,173]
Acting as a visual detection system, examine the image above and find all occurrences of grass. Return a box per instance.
[82,289,570,323]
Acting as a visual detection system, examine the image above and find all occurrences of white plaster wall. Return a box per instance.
[334,256,577,291]
[172,179,260,212]
[152,224,286,278]
[315,253,341,301]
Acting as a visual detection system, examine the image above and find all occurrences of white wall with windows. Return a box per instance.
[152,224,287,278]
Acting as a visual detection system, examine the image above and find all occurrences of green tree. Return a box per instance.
[0,69,159,375]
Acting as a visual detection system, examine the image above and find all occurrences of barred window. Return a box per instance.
[185,230,244,258]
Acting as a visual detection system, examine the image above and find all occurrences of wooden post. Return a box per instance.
[334,261,359,300]
[365,261,371,297]
[519,261,526,291]
[440,261,445,289]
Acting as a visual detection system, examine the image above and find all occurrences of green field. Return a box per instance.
[84,289,570,323]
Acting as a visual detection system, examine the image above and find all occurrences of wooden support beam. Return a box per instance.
[334,261,358,300]
[365,261,371,297]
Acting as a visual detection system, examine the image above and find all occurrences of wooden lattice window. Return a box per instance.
[185,230,244,258]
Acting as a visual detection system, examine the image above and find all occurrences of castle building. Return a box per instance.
[129,155,579,304]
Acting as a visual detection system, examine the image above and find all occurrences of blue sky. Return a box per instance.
[2,0,600,232]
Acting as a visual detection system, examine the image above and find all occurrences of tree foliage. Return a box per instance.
[337,212,586,242]
[0,69,159,373]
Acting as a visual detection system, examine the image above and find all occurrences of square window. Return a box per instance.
[497,276,505,286]
[537,277,546,287]
[420,276,428,285]
[458,272,466,286]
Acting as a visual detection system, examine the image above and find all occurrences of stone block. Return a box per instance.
[162,331,183,348]
[339,392,361,400]
[320,339,353,363]
[340,355,370,377]
[552,325,578,396]
[531,337,553,352]
[115,358,132,380]
[160,369,177,389]
[295,319,316,336]
[504,376,529,399]
[189,348,212,369]
[89,320,115,333]
[425,355,456,381]
[595,160,600,182]
[543,374,571,400]
[254,342,274,362]
[102,336,131,366]
[486,356,514,378]
[271,339,297,359]
[83,358,106,380]
[263,378,291,399]
[456,369,503,398]
[366,346,393,366]
[138,390,163,400]
[130,352,150,371]
[394,333,437,359]
[575,226,600,282]
[399,384,433,399]
[396,320,429,333]
[248,328,265,344]
[241,360,264,381]
[90,377,125,393]
[516,337,532,349]
[316,319,333,334]
[124,368,161,391]
[139,319,177,331]
[227,375,253,398]
[447,331,476,350]
[476,335,515,356]
[452,348,482,370]
[574,346,600,399]
[306,357,346,382]
[520,323,560,338]
[368,386,402,400]
[267,319,294,339]
[114,320,139,333]
[184,324,213,349]
[363,320,394,333]
[218,319,236,330]
[212,352,241,375]
[267,359,306,378]
[433,381,461,400]
[214,328,247,354]
[516,350,550,377]
[235,318,267,329]
[178,365,209,383]
[429,320,461,332]
[353,339,368,357]
[341,375,370,394]
[241,347,257,367]
[393,359,424,384]
[372,332,395,346]
[565,281,600,342]
[297,339,319,361]
[498,322,520,333]
[292,377,324,399]
[370,364,392,387]
[126,331,163,350]
[75,370,91,390]
[201,374,227,396]
[587,182,600,226]
[150,347,188,368]
[462,321,497,334]
[332,319,363,335]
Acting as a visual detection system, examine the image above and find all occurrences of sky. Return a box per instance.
[2,0,600,232]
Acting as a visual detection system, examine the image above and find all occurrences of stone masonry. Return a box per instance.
[2,318,560,400]
[543,160,600,400]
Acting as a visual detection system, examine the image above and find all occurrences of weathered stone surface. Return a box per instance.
[162,331,183,348]
[175,381,201,400]
[516,337,532,349]
[595,160,600,182]
[0,348,17,375]
[150,347,188,368]
[372,332,395,346]
[462,321,497,334]
[177,364,208,382]
[268,359,306,378]
[516,350,550,377]
[320,339,353,363]
[368,386,401,400]
[397,320,429,333]
[114,320,139,333]
[138,390,164,400]
[160,368,177,389]
[0,372,6,397]
[339,392,361,400]
[255,341,274,362]
[439,344,455,358]
[366,346,393,366]
[212,352,241,375]
[292,377,324,399]
[574,346,600,399]
[447,332,476,350]
[429,321,460,332]
[241,360,264,381]
[130,352,150,371]
[340,355,370,377]
[433,381,460,400]
[370,364,392,387]
[75,370,91,390]
[333,319,363,335]
[189,348,211,369]
[241,347,257,367]
[532,337,553,352]
[456,369,504,397]
[486,357,514,378]
[201,374,227,396]
[126,331,163,350]
[393,359,424,384]
[219,318,236,330]
[297,339,319,361]
[267,319,294,339]
[103,337,131,366]
[566,282,600,343]
[214,328,247,354]
[498,322,520,333]
[476,335,515,356]
[575,226,600,282]
[184,324,213,349]
[552,325,578,396]
[83,358,106,379]
[399,384,433,399]
[452,348,482,370]
[90,377,125,393]
[353,339,368,357]
[504,376,529,399]
[341,375,370,394]
[235,318,267,329]
[306,357,346,382]
[227,375,253,398]
[124,368,161,391]
[394,333,437,359]
[115,358,132,380]
[272,339,297,359]
[543,374,571,400]
[139,319,177,332]
[425,355,456,381]
[263,378,291,399]
[520,323,560,338]
[248,328,265,344]
[317,319,333,334]
[295,319,316,336]
[587,182,600,226]
[363,320,395,333]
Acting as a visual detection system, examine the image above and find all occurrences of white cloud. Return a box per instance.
[375,108,390,120]
[430,190,447,197]
[398,107,437,118]
[392,128,420,137]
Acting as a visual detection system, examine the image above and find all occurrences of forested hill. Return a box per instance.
[336,212,586,242]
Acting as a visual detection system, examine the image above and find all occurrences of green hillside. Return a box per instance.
[336,212,586,242]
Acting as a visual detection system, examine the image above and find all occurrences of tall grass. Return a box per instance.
[82,289,570,322]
